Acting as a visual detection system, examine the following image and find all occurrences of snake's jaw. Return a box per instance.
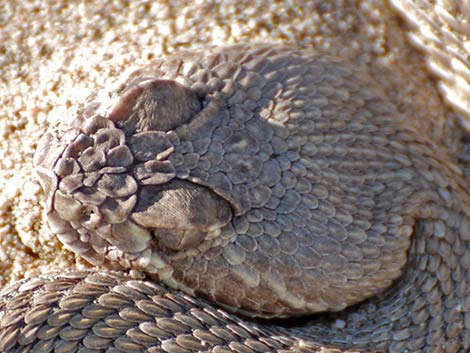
[32,74,234,276]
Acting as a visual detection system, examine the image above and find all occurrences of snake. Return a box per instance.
[1,2,470,353]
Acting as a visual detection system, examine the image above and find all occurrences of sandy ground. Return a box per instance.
[0,1,462,287]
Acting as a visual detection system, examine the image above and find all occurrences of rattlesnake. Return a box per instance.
[2,2,470,353]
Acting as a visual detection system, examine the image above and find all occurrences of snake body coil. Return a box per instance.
[2,42,470,353]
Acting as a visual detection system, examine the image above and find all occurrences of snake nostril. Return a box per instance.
[80,206,93,221]
[79,206,102,229]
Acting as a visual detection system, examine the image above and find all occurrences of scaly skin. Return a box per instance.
[1,41,470,352]
[391,0,470,130]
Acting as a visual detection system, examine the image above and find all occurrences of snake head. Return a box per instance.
[34,45,420,319]
[34,77,233,275]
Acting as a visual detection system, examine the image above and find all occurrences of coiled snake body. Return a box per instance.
[2,5,470,352]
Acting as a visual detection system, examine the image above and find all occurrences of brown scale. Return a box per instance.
[2,42,470,352]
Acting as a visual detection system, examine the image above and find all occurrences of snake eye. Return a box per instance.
[153,229,207,252]
[130,180,233,252]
